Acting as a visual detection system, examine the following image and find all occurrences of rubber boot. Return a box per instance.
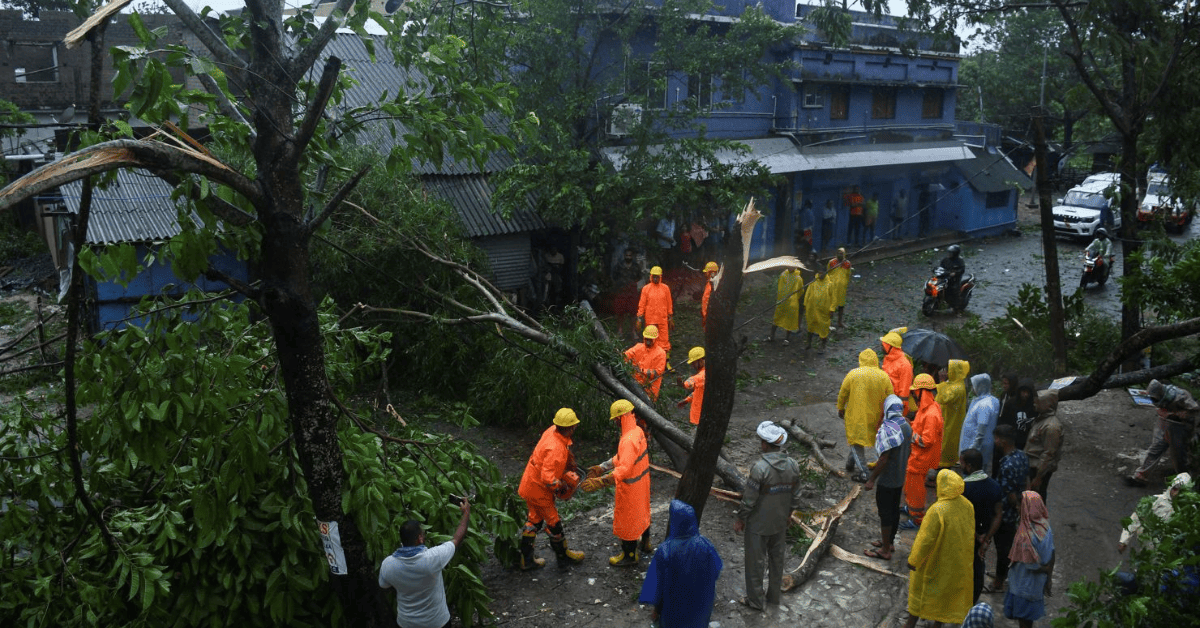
[638,529,654,556]
[550,538,585,567]
[518,533,545,571]
[609,540,638,567]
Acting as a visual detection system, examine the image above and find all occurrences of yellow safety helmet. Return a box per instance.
[703,261,719,272]
[687,346,705,364]
[911,373,937,390]
[642,325,659,339]
[649,266,663,276]
[610,399,635,420]
[553,407,580,427]
[880,331,904,349]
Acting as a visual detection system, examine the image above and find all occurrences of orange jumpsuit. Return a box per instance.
[518,425,574,530]
[683,367,706,425]
[905,391,943,522]
[611,413,651,541]
[638,281,674,354]
[701,281,713,329]
[881,345,914,400]
[625,342,667,400]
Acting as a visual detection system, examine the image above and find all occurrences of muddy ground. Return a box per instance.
[465,197,1198,627]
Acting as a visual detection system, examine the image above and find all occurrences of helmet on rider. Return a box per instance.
[1096,228,1108,239]
[947,244,961,258]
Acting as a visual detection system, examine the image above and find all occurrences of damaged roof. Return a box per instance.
[57,169,199,245]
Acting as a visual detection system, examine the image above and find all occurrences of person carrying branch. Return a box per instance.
[625,325,668,400]
[581,399,652,567]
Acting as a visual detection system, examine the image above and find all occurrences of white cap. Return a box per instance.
[756,421,787,446]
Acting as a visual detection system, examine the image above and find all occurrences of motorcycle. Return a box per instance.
[1080,250,1113,288]
[922,266,975,316]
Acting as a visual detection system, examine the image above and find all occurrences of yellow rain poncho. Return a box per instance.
[907,469,975,624]
[936,359,971,467]
[836,349,894,447]
[772,269,802,332]
[826,255,852,307]
[804,274,834,338]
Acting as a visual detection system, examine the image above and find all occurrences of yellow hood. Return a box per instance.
[947,359,970,384]
[936,468,965,501]
[859,348,879,368]
[880,331,904,350]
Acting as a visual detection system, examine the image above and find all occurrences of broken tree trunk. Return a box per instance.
[781,419,846,478]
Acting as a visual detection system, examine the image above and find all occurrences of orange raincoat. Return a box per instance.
[611,413,651,541]
[880,342,913,400]
[625,342,667,400]
[701,280,713,328]
[518,425,574,528]
[638,281,674,354]
[905,389,944,517]
[683,367,706,425]
[937,359,971,468]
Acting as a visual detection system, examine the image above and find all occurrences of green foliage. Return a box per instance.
[0,287,518,627]
[0,220,44,261]
[0,98,34,143]
[1123,237,1200,323]
[1053,481,1200,627]
[941,282,1118,380]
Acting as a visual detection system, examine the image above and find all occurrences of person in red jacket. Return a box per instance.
[701,262,719,330]
[582,400,652,566]
[902,374,943,529]
[517,408,586,569]
[638,266,674,356]
[625,325,668,400]
[677,347,707,425]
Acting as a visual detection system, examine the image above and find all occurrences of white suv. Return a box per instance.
[1138,173,1195,234]
[1052,174,1124,240]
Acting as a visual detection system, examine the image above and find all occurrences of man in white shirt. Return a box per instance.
[379,498,471,628]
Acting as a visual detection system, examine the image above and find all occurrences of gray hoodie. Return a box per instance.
[738,451,803,535]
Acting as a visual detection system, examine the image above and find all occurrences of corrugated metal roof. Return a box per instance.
[58,169,196,245]
[955,149,1031,193]
[420,174,545,238]
[601,139,975,178]
[319,34,515,175]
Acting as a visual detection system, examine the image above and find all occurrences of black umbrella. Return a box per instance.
[901,328,969,367]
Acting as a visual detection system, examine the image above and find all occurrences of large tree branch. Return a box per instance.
[196,73,256,142]
[290,0,357,78]
[0,140,263,220]
[1057,317,1200,401]
[159,0,246,74]
[305,163,370,240]
[291,57,343,162]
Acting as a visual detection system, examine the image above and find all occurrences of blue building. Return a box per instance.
[600,1,1027,259]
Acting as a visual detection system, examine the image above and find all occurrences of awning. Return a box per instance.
[601,139,976,178]
[955,150,1031,193]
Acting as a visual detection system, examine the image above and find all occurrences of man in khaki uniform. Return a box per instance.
[734,421,803,610]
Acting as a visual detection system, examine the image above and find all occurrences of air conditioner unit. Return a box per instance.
[609,103,643,137]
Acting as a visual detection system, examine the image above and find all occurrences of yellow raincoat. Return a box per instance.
[936,359,971,467]
[804,274,834,338]
[772,269,802,332]
[826,256,852,307]
[907,469,975,624]
[836,349,894,447]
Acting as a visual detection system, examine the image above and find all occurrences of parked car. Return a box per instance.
[1052,175,1125,240]
[1138,173,1196,233]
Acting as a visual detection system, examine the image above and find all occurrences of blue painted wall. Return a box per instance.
[89,244,249,332]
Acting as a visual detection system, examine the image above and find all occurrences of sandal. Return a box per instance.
[864,548,892,560]
[870,540,884,548]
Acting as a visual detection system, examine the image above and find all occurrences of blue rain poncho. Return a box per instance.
[639,500,723,628]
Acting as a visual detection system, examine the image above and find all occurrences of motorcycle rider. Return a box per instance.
[938,245,966,307]
[1085,227,1113,260]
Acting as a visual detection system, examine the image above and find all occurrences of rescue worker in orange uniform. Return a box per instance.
[701,262,719,330]
[676,347,707,425]
[638,266,675,356]
[517,408,586,569]
[902,374,943,529]
[582,400,653,566]
[625,325,668,400]
[880,331,914,414]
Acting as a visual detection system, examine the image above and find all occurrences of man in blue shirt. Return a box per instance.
[989,425,1028,593]
[378,499,471,628]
